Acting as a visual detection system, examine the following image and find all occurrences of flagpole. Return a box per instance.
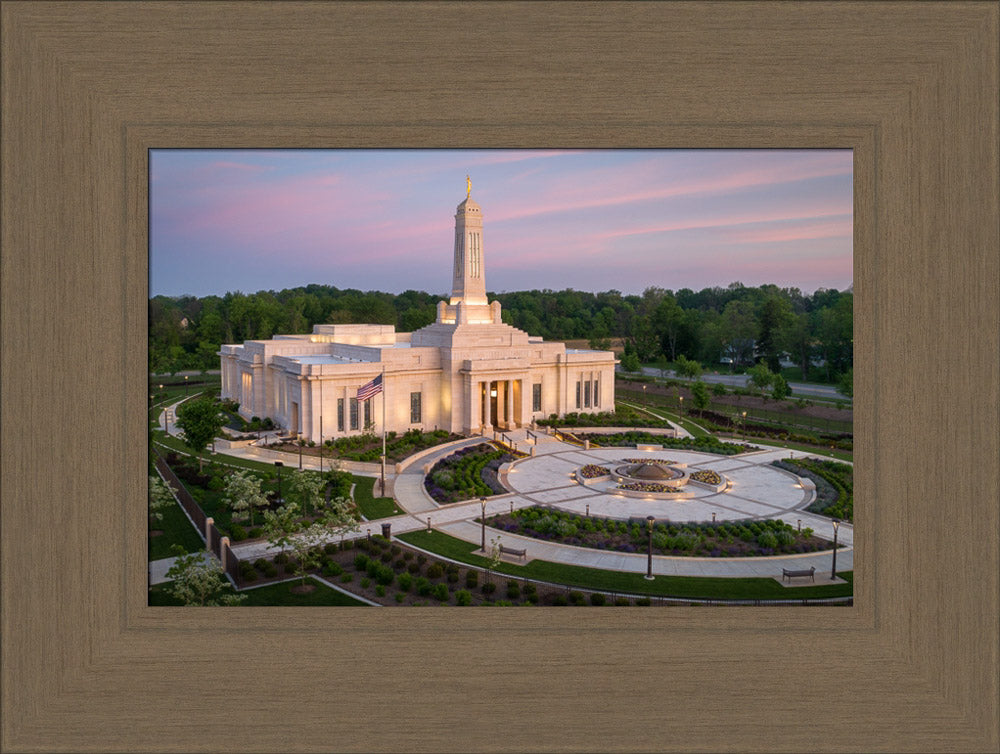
[380,368,386,496]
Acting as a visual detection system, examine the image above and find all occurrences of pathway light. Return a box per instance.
[830,519,841,580]
[645,515,655,580]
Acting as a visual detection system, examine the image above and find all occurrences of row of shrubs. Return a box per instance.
[319,428,459,463]
[772,458,853,521]
[424,443,512,503]
[537,406,673,428]
[490,507,823,557]
[234,533,668,605]
[574,431,757,456]
[691,409,853,451]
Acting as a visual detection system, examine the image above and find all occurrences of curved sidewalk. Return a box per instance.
[212,422,853,580]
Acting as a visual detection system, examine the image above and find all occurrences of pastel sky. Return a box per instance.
[150,149,853,298]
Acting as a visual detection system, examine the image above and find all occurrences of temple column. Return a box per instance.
[505,380,515,429]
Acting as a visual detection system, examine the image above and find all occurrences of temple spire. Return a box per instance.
[449,190,487,307]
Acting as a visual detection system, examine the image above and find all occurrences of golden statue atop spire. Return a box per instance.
[466,174,471,198]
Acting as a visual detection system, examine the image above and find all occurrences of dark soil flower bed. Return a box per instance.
[689,470,722,485]
[235,536,640,606]
[487,507,832,557]
[617,481,683,493]
[772,458,853,521]
[424,443,516,503]
[621,458,678,465]
[578,464,611,478]
[576,431,757,455]
[270,428,464,463]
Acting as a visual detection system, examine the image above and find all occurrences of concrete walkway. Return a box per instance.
[227,430,852,581]
[148,551,223,585]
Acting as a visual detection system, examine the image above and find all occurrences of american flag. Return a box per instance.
[356,374,383,401]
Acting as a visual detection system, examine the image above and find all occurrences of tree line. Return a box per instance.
[150,281,852,383]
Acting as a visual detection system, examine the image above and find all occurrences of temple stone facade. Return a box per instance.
[219,189,616,442]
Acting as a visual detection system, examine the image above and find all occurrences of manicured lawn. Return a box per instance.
[148,577,370,606]
[148,500,204,560]
[353,476,403,519]
[398,530,853,601]
[615,399,712,438]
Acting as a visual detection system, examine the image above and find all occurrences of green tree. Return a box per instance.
[223,470,269,526]
[620,352,641,373]
[837,368,854,398]
[757,296,793,373]
[780,312,814,380]
[747,363,775,398]
[771,374,791,401]
[286,470,326,518]
[164,545,246,606]
[653,295,685,361]
[175,397,226,471]
[675,354,703,380]
[149,474,174,524]
[690,380,710,411]
[721,300,757,371]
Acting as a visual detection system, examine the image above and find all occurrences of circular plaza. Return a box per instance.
[503,444,816,526]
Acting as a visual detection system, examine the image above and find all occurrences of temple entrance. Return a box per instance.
[479,379,521,431]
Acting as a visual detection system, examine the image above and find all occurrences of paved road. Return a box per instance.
[627,366,847,401]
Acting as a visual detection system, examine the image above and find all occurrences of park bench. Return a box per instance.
[782,566,816,582]
[499,544,527,561]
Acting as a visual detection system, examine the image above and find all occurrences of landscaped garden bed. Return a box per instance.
[486,507,832,557]
[160,451,357,540]
[270,428,463,463]
[229,536,646,606]
[772,458,853,521]
[575,464,611,485]
[615,481,690,496]
[423,443,517,503]
[575,431,757,455]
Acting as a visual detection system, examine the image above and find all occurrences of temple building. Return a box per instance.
[219,185,616,442]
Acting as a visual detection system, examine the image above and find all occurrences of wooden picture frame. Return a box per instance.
[2,3,996,751]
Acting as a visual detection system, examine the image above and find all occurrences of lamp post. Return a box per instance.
[679,395,684,418]
[480,496,487,553]
[274,461,283,504]
[184,374,189,395]
[645,515,655,580]
[830,519,840,580]
[741,411,747,442]
[297,433,303,469]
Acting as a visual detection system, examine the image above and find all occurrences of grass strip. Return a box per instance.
[353,475,404,518]
[149,577,369,606]
[148,499,205,560]
[398,530,853,601]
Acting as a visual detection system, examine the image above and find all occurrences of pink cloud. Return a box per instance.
[723,217,853,244]
[597,207,852,242]
[487,152,851,225]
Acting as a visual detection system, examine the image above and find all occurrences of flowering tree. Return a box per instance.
[263,495,359,589]
[149,474,175,524]
[223,469,268,526]
[164,545,246,606]
[286,469,326,518]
